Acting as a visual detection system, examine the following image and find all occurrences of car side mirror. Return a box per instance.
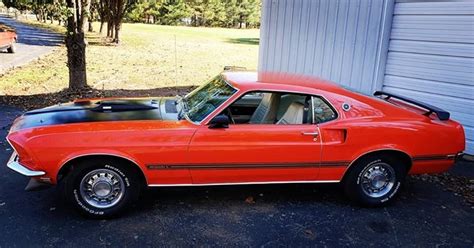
[209,114,230,129]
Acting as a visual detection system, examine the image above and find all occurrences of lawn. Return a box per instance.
[0,21,260,96]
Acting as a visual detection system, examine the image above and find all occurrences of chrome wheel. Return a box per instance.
[79,168,125,209]
[360,162,396,198]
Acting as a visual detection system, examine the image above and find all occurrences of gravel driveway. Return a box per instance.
[0,105,473,247]
[0,15,62,74]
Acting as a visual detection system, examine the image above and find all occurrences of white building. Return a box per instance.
[258,0,474,154]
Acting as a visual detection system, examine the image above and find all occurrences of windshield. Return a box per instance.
[182,75,237,123]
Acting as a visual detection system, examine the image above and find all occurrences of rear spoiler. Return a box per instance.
[223,66,247,71]
[374,91,450,121]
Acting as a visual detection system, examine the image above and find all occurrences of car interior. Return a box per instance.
[223,92,337,125]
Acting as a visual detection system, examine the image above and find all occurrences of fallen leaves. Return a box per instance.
[412,173,474,205]
[245,196,255,204]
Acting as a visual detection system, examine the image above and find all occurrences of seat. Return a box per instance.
[249,93,280,124]
[276,102,305,125]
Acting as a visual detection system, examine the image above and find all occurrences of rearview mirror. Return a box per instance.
[209,114,230,129]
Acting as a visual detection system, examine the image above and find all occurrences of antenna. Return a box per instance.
[174,34,178,94]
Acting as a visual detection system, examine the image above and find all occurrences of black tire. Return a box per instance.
[343,155,407,207]
[63,158,141,218]
[7,40,16,53]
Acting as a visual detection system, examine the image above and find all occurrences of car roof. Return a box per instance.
[222,71,346,95]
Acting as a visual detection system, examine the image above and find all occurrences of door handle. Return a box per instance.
[301,131,319,136]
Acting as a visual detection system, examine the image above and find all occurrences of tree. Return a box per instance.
[108,0,135,43]
[2,0,32,15]
[242,0,260,28]
[124,0,261,28]
[65,0,88,88]
[187,0,203,26]
[126,0,160,23]
[96,0,108,33]
[202,0,225,27]
[224,0,239,28]
[159,0,189,26]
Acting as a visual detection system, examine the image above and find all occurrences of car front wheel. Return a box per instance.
[343,155,407,207]
[7,40,16,53]
[64,158,141,218]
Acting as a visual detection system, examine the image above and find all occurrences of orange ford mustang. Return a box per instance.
[6,72,465,217]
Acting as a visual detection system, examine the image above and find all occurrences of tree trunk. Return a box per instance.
[66,0,88,89]
[66,33,87,89]
[99,21,104,33]
[88,11,94,32]
[113,22,121,44]
[80,0,91,32]
[107,20,113,37]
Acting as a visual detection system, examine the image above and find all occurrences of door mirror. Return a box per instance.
[209,114,230,129]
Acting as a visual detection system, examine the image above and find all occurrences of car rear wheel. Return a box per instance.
[7,40,16,53]
[343,155,407,207]
[64,158,141,218]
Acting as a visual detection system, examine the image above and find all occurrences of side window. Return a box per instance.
[312,96,337,123]
[224,91,313,125]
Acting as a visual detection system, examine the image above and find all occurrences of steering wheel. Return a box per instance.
[226,108,236,124]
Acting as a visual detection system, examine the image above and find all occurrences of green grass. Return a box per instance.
[0,22,259,95]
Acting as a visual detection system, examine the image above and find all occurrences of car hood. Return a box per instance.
[11,97,181,131]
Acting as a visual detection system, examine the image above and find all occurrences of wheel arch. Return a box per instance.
[341,149,412,183]
[57,154,148,186]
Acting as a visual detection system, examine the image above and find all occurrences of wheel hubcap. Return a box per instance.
[79,168,125,209]
[360,162,396,198]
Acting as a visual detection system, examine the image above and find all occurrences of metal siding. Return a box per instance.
[383,1,474,154]
[258,0,394,94]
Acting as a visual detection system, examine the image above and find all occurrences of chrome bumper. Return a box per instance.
[6,152,45,177]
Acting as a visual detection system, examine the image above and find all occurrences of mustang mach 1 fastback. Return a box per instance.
[6,72,465,217]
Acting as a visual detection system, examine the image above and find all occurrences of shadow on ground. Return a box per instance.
[0,15,63,47]
[226,38,259,45]
[0,86,195,110]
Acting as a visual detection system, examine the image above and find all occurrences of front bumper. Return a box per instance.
[6,152,45,177]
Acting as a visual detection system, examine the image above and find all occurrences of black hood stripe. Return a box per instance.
[16,98,177,130]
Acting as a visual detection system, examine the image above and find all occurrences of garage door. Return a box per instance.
[383,1,474,154]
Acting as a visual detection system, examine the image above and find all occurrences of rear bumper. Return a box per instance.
[6,152,45,177]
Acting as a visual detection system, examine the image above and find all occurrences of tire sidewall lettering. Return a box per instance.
[73,189,104,215]
[104,164,130,187]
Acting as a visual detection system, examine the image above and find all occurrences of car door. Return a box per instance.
[187,91,322,184]
[188,124,321,184]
